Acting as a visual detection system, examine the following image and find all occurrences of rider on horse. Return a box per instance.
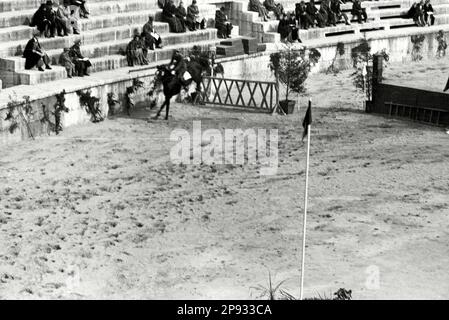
[168,50,191,89]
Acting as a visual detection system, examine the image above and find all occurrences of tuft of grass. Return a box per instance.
[251,271,353,300]
[250,270,288,300]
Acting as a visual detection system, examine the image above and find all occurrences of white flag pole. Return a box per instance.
[300,102,312,301]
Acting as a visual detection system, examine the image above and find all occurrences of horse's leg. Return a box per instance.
[155,99,166,118]
[193,80,202,105]
[165,99,170,120]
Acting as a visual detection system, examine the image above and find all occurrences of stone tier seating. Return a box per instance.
[240,0,449,43]
[0,0,227,88]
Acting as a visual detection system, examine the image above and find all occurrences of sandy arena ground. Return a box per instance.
[0,58,448,300]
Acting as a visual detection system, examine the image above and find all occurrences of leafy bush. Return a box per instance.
[76,90,104,123]
[269,45,321,102]
[436,30,447,58]
[4,95,34,138]
[411,34,426,61]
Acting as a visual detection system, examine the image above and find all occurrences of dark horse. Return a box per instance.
[148,53,217,120]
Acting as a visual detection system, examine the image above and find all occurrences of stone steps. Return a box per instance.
[275,0,449,12]
[263,12,449,43]
[3,29,217,71]
[0,22,170,58]
[0,2,217,29]
[0,20,170,45]
[13,38,222,86]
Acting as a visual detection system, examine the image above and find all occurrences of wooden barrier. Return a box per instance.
[368,55,449,126]
[200,76,279,112]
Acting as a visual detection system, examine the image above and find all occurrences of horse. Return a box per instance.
[148,56,211,120]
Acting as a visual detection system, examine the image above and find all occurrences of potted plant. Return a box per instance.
[269,45,321,114]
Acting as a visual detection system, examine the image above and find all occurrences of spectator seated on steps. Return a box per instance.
[423,0,435,26]
[176,1,187,32]
[23,29,52,72]
[248,0,269,22]
[215,7,233,39]
[351,0,367,24]
[408,0,426,26]
[141,16,163,51]
[126,35,149,67]
[331,0,350,26]
[306,0,325,28]
[278,13,300,43]
[295,1,314,30]
[58,0,81,34]
[69,39,92,77]
[162,0,186,33]
[186,0,206,31]
[263,0,284,20]
[59,47,76,78]
[320,0,337,27]
[30,2,56,38]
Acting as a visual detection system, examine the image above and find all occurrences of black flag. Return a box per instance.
[444,77,449,92]
[302,100,312,141]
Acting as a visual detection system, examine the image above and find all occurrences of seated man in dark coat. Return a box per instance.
[30,2,56,38]
[141,16,163,51]
[331,0,350,25]
[69,39,92,77]
[162,0,186,33]
[423,0,435,26]
[296,1,314,29]
[288,13,300,42]
[176,1,187,31]
[215,7,233,38]
[352,0,367,24]
[263,0,284,20]
[249,0,269,21]
[409,0,425,26]
[277,13,290,41]
[320,0,337,26]
[23,29,52,71]
[307,0,325,28]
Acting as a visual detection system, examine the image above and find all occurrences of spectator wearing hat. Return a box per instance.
[142,16,163,52]
[186,0,203,31]
[30,2,56,37]
[23,29,52,71]
[69,40,92,76]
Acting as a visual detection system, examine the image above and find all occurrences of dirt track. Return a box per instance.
[0,60,448,299]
